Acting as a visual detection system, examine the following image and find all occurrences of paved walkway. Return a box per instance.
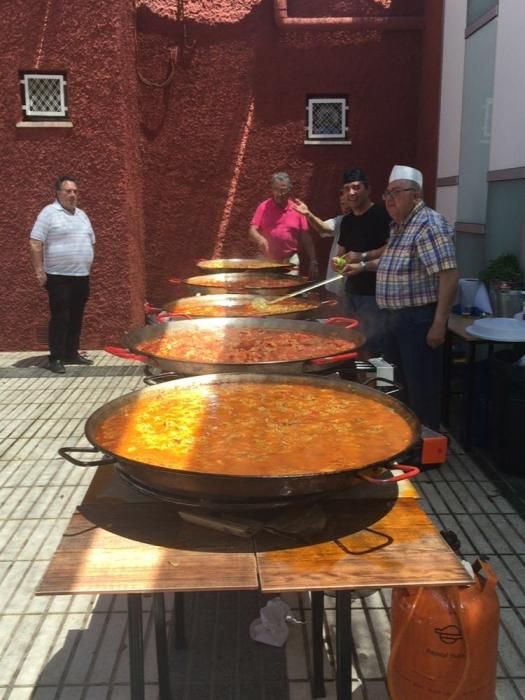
[0,351,524,699]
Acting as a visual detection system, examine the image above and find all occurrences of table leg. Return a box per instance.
[153,593,172,700]
[463,342,477,450]
[335,590,352,700]
[128,594,145,700]
[311,591,326,698]
[173,592,187,649]
[441,329,452,426]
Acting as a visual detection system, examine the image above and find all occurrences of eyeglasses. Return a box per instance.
[382,188,416,200]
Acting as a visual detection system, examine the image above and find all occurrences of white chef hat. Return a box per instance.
[389,165,423,188]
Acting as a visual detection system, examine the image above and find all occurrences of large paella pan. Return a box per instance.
[151,293,336,320]
[107,317,363,376]
[195,258,294,273]
[60,373,420,508]
[174,271,310,296]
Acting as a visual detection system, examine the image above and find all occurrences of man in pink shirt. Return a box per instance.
[249,172,319,277]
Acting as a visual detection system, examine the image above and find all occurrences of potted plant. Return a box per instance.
[479,253,523,316]
[479,253,522,289]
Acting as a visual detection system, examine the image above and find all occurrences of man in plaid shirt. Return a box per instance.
[370,165,458,430]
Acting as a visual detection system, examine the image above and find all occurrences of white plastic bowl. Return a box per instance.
[466,317,525,342]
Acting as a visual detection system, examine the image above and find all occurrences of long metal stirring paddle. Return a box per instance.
[265,274,343,305]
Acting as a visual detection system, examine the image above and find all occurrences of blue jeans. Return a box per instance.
[343,294,385,357]
[382,304,443,430]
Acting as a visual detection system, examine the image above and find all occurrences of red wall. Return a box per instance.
[0,0,443,349]
[0,0,145,350]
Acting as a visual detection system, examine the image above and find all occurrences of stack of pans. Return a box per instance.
[90,257,425,512]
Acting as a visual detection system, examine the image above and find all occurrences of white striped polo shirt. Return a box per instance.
[30,200,95,276]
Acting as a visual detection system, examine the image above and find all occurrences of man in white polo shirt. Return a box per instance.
[30,177,95,374]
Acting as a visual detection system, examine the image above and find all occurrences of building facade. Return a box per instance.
[1,0,444,350]
[436,0,525,278]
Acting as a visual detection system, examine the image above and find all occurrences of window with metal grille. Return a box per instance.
[305,97,349,143]
[20,73,68,119]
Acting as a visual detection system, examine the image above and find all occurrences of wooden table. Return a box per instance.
[37,466,471,700]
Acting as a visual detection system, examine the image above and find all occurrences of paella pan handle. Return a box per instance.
[357,464,420,484]
[143,372,180,385]
[58,446,116,467]
[305,351,358,370]
[325,316,359,329]
[155,311,192,323]
[144,302,162,314]
[104,345,149,363]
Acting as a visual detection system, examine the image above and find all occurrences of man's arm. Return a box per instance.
[342,243,387,264]
[29,239,46,287]
[248,224,269,257]
[293,199,333,236]
[338,244,387,275]
[427,268,459,348]
[299,229,319,278]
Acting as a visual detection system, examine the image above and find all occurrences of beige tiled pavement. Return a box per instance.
[0,351,524,699]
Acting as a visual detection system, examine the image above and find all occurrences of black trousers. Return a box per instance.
[382,304,443,431]
[46,274,90,361]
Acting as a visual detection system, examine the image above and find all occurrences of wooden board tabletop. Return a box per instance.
[37,466,469,597]
[255,498,472,593]
[448,313,483,341]
[36,503,258,596]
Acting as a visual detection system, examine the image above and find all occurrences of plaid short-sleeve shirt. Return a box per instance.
[376,201,457,309]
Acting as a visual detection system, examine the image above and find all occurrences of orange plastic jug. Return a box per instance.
[388,560,499,700]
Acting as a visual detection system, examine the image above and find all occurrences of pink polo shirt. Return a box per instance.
[250,198,308,261]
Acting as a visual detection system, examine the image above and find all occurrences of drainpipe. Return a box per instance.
[273,0,424,32]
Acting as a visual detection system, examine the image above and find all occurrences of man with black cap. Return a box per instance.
[371,165,458,430]
[335,168,391,355]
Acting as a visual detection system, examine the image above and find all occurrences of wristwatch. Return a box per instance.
[359,260,367,271]
[361,251,368,262]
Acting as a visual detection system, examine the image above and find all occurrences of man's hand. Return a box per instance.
[256,236,269,256]
[30,240,47,287]
[36,270,47,287]
[293,198,310,216]
[426,319,447,348]
[343,251,362,263]
[427,268,459,348]
[341,262,364,277]
[248,225,269,257]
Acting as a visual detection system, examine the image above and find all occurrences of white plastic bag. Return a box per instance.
[249,596,291,647]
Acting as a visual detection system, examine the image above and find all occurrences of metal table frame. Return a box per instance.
[37,467,471,700]
[442,314,525,450]
[126,588,352,700]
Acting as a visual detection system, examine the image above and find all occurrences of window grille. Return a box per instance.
[20,73,68,118]
[306,97,348,141]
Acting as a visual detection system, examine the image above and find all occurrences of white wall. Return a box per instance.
[437,0,467,179]
[436,185,458,225]
[489,0,525,171]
